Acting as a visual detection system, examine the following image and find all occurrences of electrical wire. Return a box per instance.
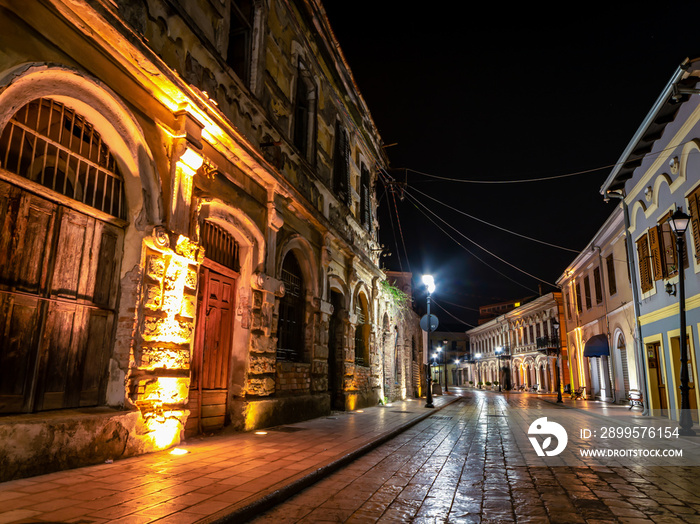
[390,185,412,273]
[379,174,404,273]
[437,298,480,312]
[431,299,477,328]
[401,140,698,184]
[403,189,558,289]
[405,165,612,184]
[404,194,539,294]
[407,186,580,253]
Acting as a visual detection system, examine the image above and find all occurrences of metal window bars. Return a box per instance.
[0,98,125,219]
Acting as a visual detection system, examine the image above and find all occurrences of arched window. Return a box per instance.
[200,221,240,271]
[354,293,370,366]
[0,98,124,413]
[277,252,305,362]
[293,60,316,160]
[0,98,125,218]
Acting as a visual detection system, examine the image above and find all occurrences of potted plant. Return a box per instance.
[477,381,483,388]
[468,380,474,387]
[493,381,499,390]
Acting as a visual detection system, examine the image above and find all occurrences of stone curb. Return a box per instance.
[205,396,462,524]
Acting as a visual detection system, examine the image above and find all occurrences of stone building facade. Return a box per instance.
[466,293,569,394]
[0,0,420,480]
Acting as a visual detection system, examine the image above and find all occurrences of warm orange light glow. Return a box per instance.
[355,410,364,413]
[180,146,204,172]
[146,414,182,449]
[255,431,268,435]
[170,447,189,455]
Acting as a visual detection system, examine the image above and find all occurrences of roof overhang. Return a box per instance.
[600,57,700,196]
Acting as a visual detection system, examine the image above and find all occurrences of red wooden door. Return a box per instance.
[186,267,235,435]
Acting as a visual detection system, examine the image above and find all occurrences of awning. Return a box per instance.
[583,334,610,358]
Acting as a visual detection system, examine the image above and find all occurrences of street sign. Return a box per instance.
[420,314,439,333]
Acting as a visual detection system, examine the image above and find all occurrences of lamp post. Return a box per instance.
[668,208,696,436]
[495,347,503,391]
[431,352,438,385]
[475,352,482,387]
[422,275,436,409]
[551,318,563,403]
[442,339,449,393]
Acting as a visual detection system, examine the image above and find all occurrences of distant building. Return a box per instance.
[557,207,638,403]
[427,331,467,388]
[466,293,568,394]
[478,297,534,325]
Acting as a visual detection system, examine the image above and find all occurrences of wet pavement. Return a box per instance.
[0,396,457,524]
[2,389,700,523]
[251,390,700,523]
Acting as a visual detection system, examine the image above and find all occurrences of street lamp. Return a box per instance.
[551,318,563,403]
[442,339,449,393]
[495,346,503,392]
[668,208,696,436]
[475,352,482,387]
[422,275,436,409]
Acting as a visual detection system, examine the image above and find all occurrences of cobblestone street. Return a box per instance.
[251,390,700,523]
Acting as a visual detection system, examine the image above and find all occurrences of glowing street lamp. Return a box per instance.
[423,274,436,408]
[668,207,696,436]
[475,352,482,386]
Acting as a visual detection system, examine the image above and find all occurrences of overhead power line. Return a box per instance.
[403,189,557,289]
[407,186,580,253]
[401,140,698,184]
[431,299,477,328]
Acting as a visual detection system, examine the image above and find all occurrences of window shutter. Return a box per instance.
[606,254,617,296]
[360,164,371,231]
[637,234,653,293]
[333,124,349,203]
[688,188,700,262]
[648,226,664,280]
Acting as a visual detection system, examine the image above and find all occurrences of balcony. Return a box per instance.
[536,336,559,352]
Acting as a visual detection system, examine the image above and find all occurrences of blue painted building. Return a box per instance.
[601,58,700,423]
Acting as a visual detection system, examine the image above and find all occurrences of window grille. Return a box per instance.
[201,221,240,271]
[354,306,366,366]
[0,98,125,219]
[277,254,304,362]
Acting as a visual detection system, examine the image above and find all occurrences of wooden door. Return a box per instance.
[186,267,235,435]
[647,343,668,412]
[670,335,698,421]
[0,181,122,413]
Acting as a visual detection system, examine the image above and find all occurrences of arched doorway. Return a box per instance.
[0,98,125,413]
[187,220,239,436]
[328,290,345,410]
[277,252,305,362]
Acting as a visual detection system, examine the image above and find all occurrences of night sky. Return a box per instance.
[323,3,700,330]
